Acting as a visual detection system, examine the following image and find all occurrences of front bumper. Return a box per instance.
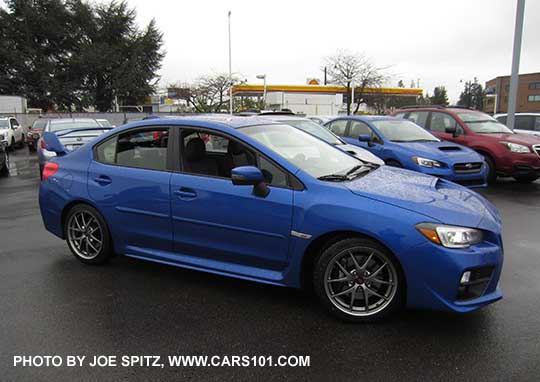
[495,152,540,177]
[415,164,488,188]
[403,239,503,313]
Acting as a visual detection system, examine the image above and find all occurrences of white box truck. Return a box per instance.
[0,95,27,114]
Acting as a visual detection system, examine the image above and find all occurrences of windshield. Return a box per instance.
[49,120,100,132]
[282,119,342,145]
[32,119,47,129]
[0,119,8,128]
[372,119,439,142]
[241,124,362,179]
[97,119,112,127]
[457,112,513,134]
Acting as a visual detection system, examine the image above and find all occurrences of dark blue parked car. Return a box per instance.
[326,116,488,188]
[39,115,503,321]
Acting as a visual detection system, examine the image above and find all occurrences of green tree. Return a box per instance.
[458,78,485,110]
[0,0,163,111]
[430,86,449,106]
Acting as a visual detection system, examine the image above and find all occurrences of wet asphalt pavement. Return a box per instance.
[1,149,539,382]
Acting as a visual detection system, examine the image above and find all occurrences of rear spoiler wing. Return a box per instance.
[54,127,113,137]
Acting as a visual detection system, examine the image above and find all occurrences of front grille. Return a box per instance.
[533,144,540,158]
[454,178,485,187]
[456,266,494,301]
[454,162,483,174]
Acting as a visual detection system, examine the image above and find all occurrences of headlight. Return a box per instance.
[416,223,483,248]
[412,156,444,168]
[501,142,530,153]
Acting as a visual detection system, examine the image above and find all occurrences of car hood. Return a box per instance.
[477,132,540,146]
[337,143,385,165]
[395,141,482,163]
[0,128,9,135]
[345,166,500,231]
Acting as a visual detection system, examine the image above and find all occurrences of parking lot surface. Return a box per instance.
[1,149,539,381]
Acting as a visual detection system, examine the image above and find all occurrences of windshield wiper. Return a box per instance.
[317,174,351,182]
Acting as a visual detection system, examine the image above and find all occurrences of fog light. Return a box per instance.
[460,271,471,284]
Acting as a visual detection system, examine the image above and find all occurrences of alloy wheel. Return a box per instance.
[67,210,103,260]
[323,247,398,317]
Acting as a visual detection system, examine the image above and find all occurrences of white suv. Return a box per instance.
[0,116,26,150]
[494,113,540,137]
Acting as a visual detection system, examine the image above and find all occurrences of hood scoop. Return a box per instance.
[438,146,462,151]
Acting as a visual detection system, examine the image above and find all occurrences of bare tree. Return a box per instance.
[323,50,387,115]
[172,73,242,113]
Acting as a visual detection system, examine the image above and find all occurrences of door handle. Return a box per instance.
[94,175,112,185]
[174,187,197,199]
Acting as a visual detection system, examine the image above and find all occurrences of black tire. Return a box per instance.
[9,138,15,151]
[385,160,402,168]
[480,154,496,184]
[39,164,44,180]
[513,175,539,183]
[28,144,36,152]
[18,135,25,148]
[313,237,404,322]
[64,204,113,265]
[0,160,8,176]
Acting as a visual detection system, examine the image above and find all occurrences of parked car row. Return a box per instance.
[393,106,540,183]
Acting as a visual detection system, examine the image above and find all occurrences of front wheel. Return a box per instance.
[481,154,496,183]
[313,237,404,322]
[64,204,113,265]
[385,160,402,168]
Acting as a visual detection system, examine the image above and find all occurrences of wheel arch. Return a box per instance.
[300,230,407,298]
[60,199,108,239]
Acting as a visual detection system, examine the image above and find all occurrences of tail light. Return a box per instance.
[42,162,59,181]
[40,139,46,149]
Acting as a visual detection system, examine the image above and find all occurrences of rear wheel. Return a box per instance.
[513,174,539,183]
[64,204,113,265]
[18,135,25,148]
[313,237,404,322]
[9,137,15,151]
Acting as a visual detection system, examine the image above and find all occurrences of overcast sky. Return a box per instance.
[121,0,538,103]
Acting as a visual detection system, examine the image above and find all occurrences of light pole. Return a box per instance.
[228,11,233,115]
[256,74,266,110]
[507,0,526,129]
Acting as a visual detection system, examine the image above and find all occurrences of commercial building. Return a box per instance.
[485,72,540,114]
[231,84,422,115]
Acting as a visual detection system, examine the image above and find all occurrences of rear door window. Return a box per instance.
[95,128,170,171]
[327,120,348,136]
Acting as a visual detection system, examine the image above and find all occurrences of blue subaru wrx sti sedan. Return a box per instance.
[39,115,503,322]
[326,116,488,188]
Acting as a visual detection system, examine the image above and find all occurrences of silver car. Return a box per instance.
[257,115,384,165]
[37,118,111,176]
[494,113,540,137]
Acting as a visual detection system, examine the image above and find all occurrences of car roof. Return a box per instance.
[131,115,279,130]
[257,115,313,122]
[333,115,399,122]
[49,118,99,123]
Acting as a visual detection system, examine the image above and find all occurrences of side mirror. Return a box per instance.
[12,125,19,129]
[445,126,456,135]
[42,132,67,156]
[231,166,269,197]
[358,134,371,142]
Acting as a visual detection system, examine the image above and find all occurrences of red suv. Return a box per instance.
[393,106,540,183]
